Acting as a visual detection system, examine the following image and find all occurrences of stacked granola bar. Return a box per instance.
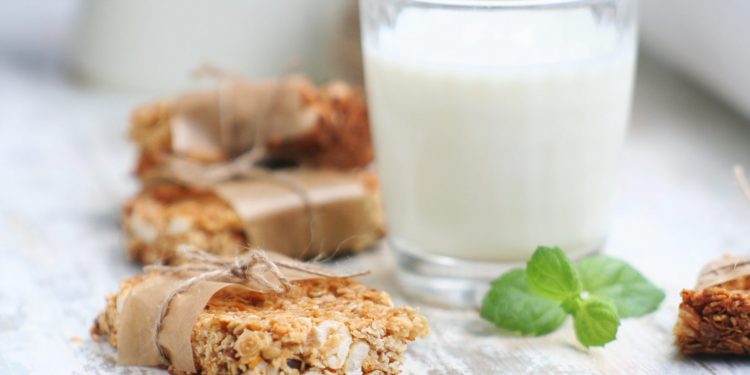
[124,77,383,264]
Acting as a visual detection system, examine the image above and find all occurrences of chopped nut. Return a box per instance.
[128,213,158,244]
[311,320,352,369]
[166,216,193,235]
[235,330,271,364]
[344,341,370,375]
[261,342,282,360]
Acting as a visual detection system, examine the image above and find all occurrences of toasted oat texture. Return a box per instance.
[130,80,372,182]
[92,276,430,375]
[675,276,750,354]
[122,179,385,265]
[122,184,246,264]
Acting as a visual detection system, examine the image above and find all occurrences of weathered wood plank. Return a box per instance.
[1,55,750,374]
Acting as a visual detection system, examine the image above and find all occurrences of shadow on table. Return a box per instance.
[672,352,750,367]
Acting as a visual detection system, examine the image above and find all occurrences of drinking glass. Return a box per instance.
[360,0,637,306]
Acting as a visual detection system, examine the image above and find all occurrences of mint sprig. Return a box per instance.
[480,246,664,348]
[480,269,567,336]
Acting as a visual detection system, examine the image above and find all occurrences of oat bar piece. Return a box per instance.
[123,183,246,264]
[92,276,430,374]
[123,170,385,264]
[675,275,750,355]
[674,254,750,355]
[130,77,372,182]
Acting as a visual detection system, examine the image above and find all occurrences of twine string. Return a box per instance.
[163,156,319,257]
[164,70,319,256]
[734,165,750,204]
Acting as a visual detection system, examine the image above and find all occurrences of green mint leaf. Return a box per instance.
[573,296,620,348]
[481,269,567,336]
[578,255,665,318]
[526,246,582,301]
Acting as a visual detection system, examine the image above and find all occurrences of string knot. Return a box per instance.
[145,245,367,366]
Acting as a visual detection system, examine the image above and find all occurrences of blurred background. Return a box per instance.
[0,0,749,116]
[2,1,750,373]
[0,0,363,93]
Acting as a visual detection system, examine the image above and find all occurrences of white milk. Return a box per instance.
[364,8,636,262]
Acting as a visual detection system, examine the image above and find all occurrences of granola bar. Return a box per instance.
[130,77,372,182]
[92,275,430,374]
[123,170,385,264]
[675,276,750,355]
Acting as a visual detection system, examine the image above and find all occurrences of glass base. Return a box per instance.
[393,241,601,308]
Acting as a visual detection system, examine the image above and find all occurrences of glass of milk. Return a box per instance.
[360,0,637,306]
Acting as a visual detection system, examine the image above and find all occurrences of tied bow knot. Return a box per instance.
[146,245,366,366]
[145,244,294,293]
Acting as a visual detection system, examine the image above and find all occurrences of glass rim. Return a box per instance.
[405,0,617,9]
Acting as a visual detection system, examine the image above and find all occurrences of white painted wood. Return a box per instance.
[1,55,749,374]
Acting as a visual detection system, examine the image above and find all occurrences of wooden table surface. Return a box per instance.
[2,54,750,374]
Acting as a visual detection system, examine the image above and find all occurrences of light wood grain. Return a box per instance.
[1,55,749,374]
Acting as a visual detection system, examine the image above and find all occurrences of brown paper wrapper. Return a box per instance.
[116,252,350,373]
[170,76,317,159]
[213,169,381,258]
[695,254,750,290]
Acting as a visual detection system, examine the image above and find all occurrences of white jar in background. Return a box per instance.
[71,0,358,92]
